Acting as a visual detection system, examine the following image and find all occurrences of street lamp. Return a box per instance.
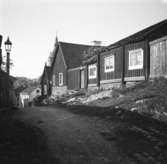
[4,37,12,74]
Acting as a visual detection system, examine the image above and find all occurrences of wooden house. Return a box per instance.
[83,45,105,91]
[100,46,123,89]
[51,39,91,96]
[40,64,51,97]
[100,19,167,88]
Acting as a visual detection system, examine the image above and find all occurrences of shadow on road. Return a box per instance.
[0,109,59,164]
[65,105,167,163]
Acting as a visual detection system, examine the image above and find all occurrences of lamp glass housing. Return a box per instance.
[4,37,12,53]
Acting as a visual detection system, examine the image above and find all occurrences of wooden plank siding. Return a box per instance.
[100,47,123,82]
[150,36,167,78]
[68,67,86,90]
[52,47,67,86]
[68,69,81,90]
[124,41,148,81]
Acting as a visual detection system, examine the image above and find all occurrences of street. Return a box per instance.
[1,105,167,164]
[13,106,127,164]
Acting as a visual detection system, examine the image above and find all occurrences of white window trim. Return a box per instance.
[44,85,47,95]
[128,48,144,70]
[59,73,63,86]
[88,64,97,79]
[104,55,115,73]
[52,74,56,86]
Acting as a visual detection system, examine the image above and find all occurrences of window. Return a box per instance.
[104,55,115,72]
[88,64,97,79]
[59,73,63,86]
[129,48,143,70]
[44,85,47,95]
[52,75,56,86]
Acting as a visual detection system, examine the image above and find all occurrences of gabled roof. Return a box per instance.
[109,19,167,49]
[59,42,92,69]
[82,46,107,65]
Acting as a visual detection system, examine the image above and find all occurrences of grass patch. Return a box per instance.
[88,77,167,119]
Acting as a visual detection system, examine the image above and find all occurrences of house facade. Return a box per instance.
[40,64,52,97]
[100,46,123,89]
[150,35,167,78]
[51,40,91,96]
[68,66,87,90]
[40,19,167,97]
[99,19,167,89]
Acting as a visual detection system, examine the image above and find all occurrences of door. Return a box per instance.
[80,70,85,89]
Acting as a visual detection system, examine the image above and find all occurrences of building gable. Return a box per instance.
[59,42,91,69]
[52,46,67,86]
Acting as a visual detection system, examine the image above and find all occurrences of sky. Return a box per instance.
[0,0,167,79]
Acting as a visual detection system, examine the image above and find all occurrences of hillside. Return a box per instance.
[51,77,167,122]
[14,77,40,95]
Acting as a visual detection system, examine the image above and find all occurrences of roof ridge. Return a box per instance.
[59,41,92,47]
[109,19,167,48]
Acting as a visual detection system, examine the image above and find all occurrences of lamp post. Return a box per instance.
[4,37,12,75]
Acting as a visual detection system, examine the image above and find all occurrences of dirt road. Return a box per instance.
[13,106,130,164]
[1,105,167,164]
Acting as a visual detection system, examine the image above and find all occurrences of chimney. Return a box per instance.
[92,40,102,46]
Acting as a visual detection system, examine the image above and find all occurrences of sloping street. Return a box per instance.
[13,106,129,164]
[0,105,167,164]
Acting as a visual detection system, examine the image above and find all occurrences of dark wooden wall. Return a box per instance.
[68,69,80,90]
[100,47,123,81]
[41,69,51,96]
[124,41,148,79]
[0,73,13,107]
[150,38,167,78]
[52,48,67,86]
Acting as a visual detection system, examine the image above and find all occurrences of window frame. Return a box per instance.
[44,85,47,95]
[128,48,144,70]
[52,74,56,86]
[104,55,115,73]
[59,73,63,86]
[88,64,97,79]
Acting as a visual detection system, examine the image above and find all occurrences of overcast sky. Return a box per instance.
[0,0,167,78]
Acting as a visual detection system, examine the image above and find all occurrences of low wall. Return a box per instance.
[52,86,67,96]
[87,84,98,92]
[100,82,121,90]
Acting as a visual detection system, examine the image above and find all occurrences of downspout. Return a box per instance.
[145,40,150,81]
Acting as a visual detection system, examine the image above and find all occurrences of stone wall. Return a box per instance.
[100,82,122,90]
[52,86,67,96]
